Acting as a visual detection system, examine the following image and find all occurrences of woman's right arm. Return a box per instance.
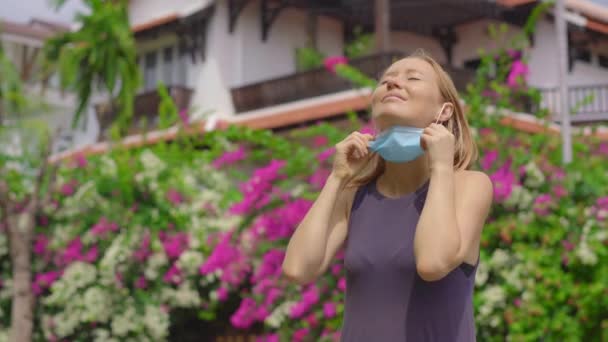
[282,173,353,285]
[282,132,374,285]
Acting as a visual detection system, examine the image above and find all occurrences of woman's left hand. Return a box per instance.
[421,123,455,170]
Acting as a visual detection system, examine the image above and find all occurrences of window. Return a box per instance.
[176,44,189,86]
[599,54,608,69]
[163,46,174,86]
[574,47,591,63]
[144,52,157,91]
[463,58,481,70]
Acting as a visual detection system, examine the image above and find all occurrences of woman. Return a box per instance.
[282,50,493,341]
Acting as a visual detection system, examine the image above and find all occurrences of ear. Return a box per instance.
[437,102,454,124]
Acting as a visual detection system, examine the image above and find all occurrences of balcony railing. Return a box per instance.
[538,84,608,124]
[230,52,476,113]
[95,85,193,138]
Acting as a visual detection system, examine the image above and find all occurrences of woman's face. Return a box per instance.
[371,57,445,131]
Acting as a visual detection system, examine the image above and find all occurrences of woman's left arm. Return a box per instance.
[416,124,493,281]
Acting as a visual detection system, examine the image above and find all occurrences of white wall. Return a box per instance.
[128,0,212,28]
[390,31,446,63]
[453,19,522,68]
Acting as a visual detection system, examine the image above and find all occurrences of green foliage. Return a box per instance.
[295,47,325,71]
[44,0,140,132]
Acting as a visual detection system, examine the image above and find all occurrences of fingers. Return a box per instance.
[349,132,374,159]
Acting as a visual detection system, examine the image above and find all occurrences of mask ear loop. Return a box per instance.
[435,104,446,125]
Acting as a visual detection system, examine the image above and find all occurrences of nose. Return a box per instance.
[385,77,402,90]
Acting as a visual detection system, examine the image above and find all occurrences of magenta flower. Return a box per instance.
[359,123,376,136]
[312,136,329,147]
[33,234,49,255]
[323,302,337,318]
[32,271,62,295]
[533,194,553,216]
[178,108,189,125]
[83,246,98,263]
[90,217,119,237]
[323,56,348,73]
[161,232,189,260]
[212,146,247,169]
[230,298,257,329]
[133,231,152,262]
[229,160,286,215]
[480,150,498,171]
[309,168,331,190]
[489,161,516,202]
[292,328,310,342]
[289,285,319,319]
[163,263,182,285]
[305,313,319,327]
[562,240,575,251]
[166,189,184,206]
[62,238,83,264]
[135,276,148,289]
[507,60,529,88]
[317,147,335,163]
[73,153,88,168]
[251,249,285,283]
[552,185,568,198]
[60,180,78,196]
[338,277,346,292]
[217,287,229,301]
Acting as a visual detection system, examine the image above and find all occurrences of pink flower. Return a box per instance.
[230,298,257,329]
[90,217,119,237]
[552,185,568,198]
[312,136,329,147]
[133,231,152,262]
[309,168,331,190]
[33,234,49,255]
[33,271,62,295]
[324,56,348,73]
[38,215,49,227]
[305,313,318,327]
[514,298,522,307]
[60,180,78,196]
[359,123,376,136]
[533,194,553,216]
[562,240,575,251]
[83,245,98,262]
[135,276,147,289]
[289,285,319,319]
[317,148,335,163]
[331,263,342,276]
[62,238,83,264]
[323,302,337,318]
[73,153,88,168]
[337,277,346,292]
[212,146,247,169]
[481,150,498,171]
[161,232,189,260]
[217,287,229,301]
[490,161,516,202]
[251,249,285,283]
[229,160,286,215]
[178,108,189,125]
[166,189,184,206]
[292,328,310,342]
[163,263,182,285]
[507,60,529,87]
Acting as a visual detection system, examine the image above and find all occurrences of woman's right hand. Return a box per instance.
[332,132,375,180]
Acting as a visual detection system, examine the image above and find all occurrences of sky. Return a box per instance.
[0,0,87,24]
[1,0,608,25]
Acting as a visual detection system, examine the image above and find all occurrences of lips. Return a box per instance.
[382,93,407,102]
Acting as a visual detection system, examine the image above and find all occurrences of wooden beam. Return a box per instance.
[374,0,390,52]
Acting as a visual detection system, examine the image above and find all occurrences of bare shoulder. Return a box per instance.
[454,170,494,203]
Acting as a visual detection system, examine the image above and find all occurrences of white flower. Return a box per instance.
[82,287,113,323]
[475,261,489,287]
[143,305,169,340]
[576,241,598,265]
[489,249,511,269]
[53,312,80,338]
[145,252,168,280]
[111,306,138,337]
[264,301,295,328]
[0,234,7,257]
[177,250,204,275]
[481,285,506,307]
[173,282,202,308]
[93,328,112,342]
[523,162,545,188]
[99,155,117,177]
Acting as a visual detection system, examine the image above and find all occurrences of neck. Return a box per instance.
[377,155,431,197]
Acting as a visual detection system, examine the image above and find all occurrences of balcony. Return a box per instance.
[95,85,193,138]
[230,52,476,114]
[538,84,608,125]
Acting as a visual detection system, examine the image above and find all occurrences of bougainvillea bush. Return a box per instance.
[0,5,607,342]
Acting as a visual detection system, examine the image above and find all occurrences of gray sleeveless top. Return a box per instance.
[341,179,478,342]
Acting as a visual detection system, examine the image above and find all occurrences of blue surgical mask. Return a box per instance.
[368,104,447,163]
[368,126,424,163]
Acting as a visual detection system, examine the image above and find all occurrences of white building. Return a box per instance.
[0,18,101,153]
[121,0,608,134]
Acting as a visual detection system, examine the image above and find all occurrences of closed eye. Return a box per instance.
[408,77,420,81]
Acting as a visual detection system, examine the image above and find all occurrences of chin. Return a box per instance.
[372,111,420,129]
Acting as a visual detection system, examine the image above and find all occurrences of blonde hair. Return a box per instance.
[347,49,478,188]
